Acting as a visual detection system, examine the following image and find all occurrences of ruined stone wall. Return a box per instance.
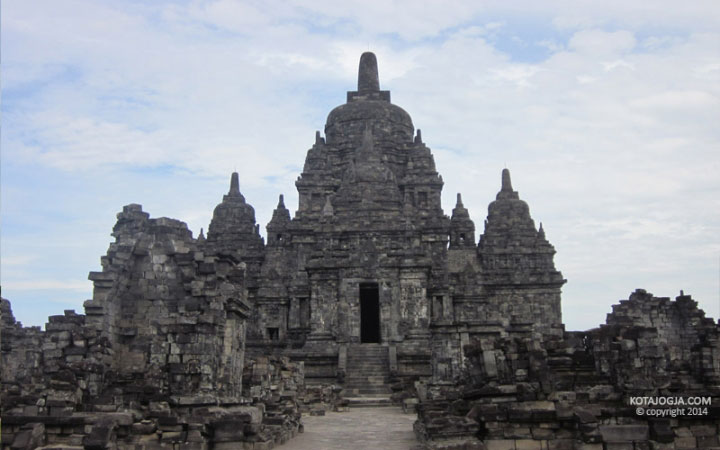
[591,289,720,391]
[81,204,251,403]
[1,298,45,412]
[413,290,720,450]
[1,205,307,450]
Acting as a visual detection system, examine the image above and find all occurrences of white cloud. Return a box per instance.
[569,29,637,54]
[630,90,719,110]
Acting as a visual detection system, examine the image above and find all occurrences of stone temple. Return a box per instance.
[1,52,718,450]
[233,52,565,390]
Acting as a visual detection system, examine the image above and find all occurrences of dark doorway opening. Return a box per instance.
[360,283,380,343]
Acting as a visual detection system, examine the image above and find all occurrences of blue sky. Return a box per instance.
[2,0,719,330]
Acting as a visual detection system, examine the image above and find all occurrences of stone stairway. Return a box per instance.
[343,344,392,406]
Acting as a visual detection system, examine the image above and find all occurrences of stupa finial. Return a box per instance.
[358,52,380,92]
[229,172,240,196]
[501,168,513,192]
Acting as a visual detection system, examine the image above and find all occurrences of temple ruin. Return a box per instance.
[2,52,718,449]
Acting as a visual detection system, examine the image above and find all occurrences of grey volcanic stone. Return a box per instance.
[2,52,718,450]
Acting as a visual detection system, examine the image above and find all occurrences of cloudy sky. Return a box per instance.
[2,1,719,330]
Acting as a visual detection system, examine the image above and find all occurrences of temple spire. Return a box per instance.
[501,168,513,192]
[277,194,285,208]
[358,52,380,92]
[496,168,519,201]
[456,193,464,207]
[229,172,241,196]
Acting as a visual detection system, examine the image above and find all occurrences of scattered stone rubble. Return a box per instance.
[412,289,720,449]
[2,51,719,450]
[1,204,303,449]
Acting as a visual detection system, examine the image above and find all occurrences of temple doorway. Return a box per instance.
[360,283,380,343]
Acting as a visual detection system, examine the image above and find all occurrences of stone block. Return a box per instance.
[649,443,675,450]
[604,443,634,450]
[515,439,542,450]
[598,425,648,443]
[674,437,696,449]
[227,406,263,424]
[10,423,45,450]
[548,392,576,402]
[531,428,554,440]
[573,407,597,424]
[674,427,693,437]
[690,425,718,437]
[547,439,573,450]
[485,439,516,450]
[83,425,115,450]
[575,444,603,450]
[403,397,419,413]
[132,421,156,435]
[212,421,246,442]
[504,427,532,439]
[649,420,674,443]
[697,435,719,447]
[161,430,185,442]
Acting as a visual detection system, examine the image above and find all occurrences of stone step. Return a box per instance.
[344,390,391,398]
[348,348,387,354]
[345,387,393,395]
[345,383,389,388]
[345,383,390,390]
[345,345,392,397]
[345,376,390,382]
[345,376,389,381]
[345,375,389,382]
[344,396,393,407]
[347,378,388,382]
[345,375,390,382]
[345,372,387,377]
[345,386,392,395]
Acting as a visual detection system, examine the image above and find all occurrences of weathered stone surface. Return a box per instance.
[413,289,720,449]
[2,51,719,450]
[0,203,300,449]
